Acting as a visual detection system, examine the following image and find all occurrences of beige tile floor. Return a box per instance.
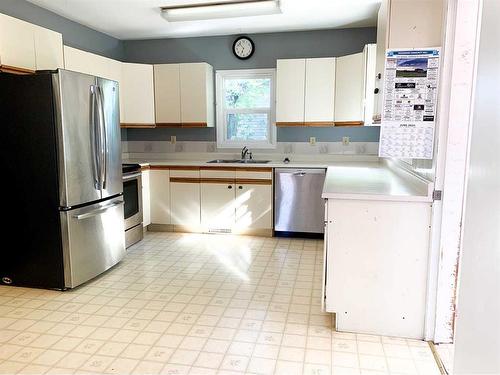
[0,232,442,375]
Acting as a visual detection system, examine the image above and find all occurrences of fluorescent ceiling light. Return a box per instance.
[161,0,281,22]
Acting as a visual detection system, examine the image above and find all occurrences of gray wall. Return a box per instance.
[124,27,380,143]
[0,0,123,60]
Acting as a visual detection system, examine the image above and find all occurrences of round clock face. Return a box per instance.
[233,37,254,60]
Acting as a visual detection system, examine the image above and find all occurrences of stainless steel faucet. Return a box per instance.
[241,146,249,160]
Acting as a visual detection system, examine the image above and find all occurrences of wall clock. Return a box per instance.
[233,36,255,60]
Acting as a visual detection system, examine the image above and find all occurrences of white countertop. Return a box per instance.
[125,157,433,202]
[321,161,433,202]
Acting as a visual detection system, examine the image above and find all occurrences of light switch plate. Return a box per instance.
[342,136,350,146]
[309,137,316,145]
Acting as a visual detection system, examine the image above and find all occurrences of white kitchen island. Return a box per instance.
[322,160,434,339]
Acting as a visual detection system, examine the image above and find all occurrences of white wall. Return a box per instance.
[452,0,500,373]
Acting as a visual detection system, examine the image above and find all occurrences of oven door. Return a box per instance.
[123,172,143,230]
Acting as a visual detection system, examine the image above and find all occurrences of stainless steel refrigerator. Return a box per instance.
[1,69,125,290]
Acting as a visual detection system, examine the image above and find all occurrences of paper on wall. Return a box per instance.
[378,48,441,159]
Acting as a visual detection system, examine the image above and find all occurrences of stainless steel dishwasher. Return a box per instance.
[274,168,326,235]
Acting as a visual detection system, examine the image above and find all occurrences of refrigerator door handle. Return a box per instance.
[73,200,124,220]
[96,86,107,190]
[90,85,100,190]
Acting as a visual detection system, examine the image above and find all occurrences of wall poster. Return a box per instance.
[378,48,441,159]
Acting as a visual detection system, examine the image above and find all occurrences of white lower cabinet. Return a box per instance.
[141,169,151,227]
[201,182,235,230]
[170,169,201,227]
[149,169,170,224]
[235,184,272,231]
[146,167,272,234]
[324,198,432,339]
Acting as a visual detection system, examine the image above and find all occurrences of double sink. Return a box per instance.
[207,159,270,164]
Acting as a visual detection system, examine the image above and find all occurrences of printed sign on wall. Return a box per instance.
[378,48,441,159]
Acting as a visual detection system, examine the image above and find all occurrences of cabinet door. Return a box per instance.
[180,63,213,125]
[170,182,200,226]
[201,183,235,230]
[154,64,181,124]
[150,169,170,224]
[235,184,272,230]
[0,13,36,70]
[304,58,335,123]
[121,63,155,125]
[34,26,63,70]
[142,170,151,227]
[276,59,306,123]
[334,52,365,122]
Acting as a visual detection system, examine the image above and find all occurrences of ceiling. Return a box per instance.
[26,0,381,40]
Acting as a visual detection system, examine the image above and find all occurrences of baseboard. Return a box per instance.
[147,223,273,237]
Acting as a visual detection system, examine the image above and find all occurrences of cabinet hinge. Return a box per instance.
[433,190,443,201]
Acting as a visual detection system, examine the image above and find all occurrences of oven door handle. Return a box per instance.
[122,172,142,181]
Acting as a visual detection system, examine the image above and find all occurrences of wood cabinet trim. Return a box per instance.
[200,166,237,171]
[237,167,273,172]
[200,178,235,184]
[149,165,170,170]
[276,121,305,127]
[120,123,156,128]
[0,65,36,75]
[276,121,364,127]
[155,122,208,128]
[170,177,200,183]
[334,121,364,126]
[236,179,272,185]
[168,166,201,170]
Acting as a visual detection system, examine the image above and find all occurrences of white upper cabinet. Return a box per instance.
[33,25,63,70]
[180,63,214,126]
[276,58,306,124]
[154,62,214,127]
[304,57,336,123]
[121,63,155,125]
[335,52,365,123]
[154,64,181,125]
[0,13,63,72]
[0,13,36,71]
[64,46,121,82]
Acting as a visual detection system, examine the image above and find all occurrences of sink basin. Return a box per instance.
[207,159,270,164]
[238,159,270,164]
[206,159,241,163]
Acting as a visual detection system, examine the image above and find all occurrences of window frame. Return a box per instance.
[215,68,276,149]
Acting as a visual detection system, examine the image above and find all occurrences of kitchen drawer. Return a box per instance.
[236,169,273,180]
[169,168,200,178]
[201,168,236,179]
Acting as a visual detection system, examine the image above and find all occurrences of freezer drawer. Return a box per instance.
[60,196,126,288]
[274,168,326,233]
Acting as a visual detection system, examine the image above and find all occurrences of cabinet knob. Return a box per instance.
[228,185,232,189]
[238,186,243,189]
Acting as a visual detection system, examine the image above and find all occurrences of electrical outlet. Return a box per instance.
[342,136,350,146]
[309,137,316,146]
[170,135,176,144]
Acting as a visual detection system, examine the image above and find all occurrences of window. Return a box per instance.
[216,69,276,149]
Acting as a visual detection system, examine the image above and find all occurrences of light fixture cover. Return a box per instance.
[161,0,281,22]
